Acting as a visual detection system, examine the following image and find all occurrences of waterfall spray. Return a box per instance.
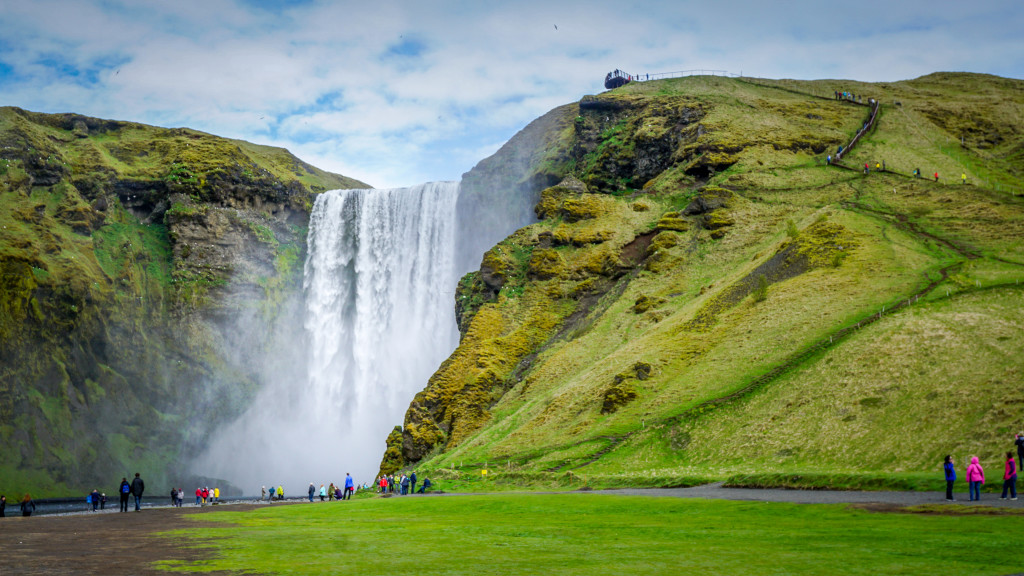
[191,182,461,491]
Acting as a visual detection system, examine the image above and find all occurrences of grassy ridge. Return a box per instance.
[398,73,1024,491]
[156,494,1024,575]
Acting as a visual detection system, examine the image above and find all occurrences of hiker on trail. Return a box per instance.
[319,484,326,501]
[195,487,202,506]
[1,494,6,517]
[201,487,209,504]
[1015,433,1024,471]
[913,168,919,178]
[261,486,267,501]
[119,477,130,512]
[943,455,956,501]
[101,493,107,509]
[278,485,283,500]
[170,488,177,506]
[864,163,870,175]
[401,474,410,495]
[875,162,881,171]
[214,487,219,503]
[838,145,843,156]
[268,485,275,501]
[411,471,417,494]
[962,173,967,184]
[379,476,387,494]
[20,494,35,517]
[328,483,336,501]
[345,473,355,500]
[417,478,432,494]
[934,172,939,182]
[966,457,985,501]
[308,483,315,502]
[176,489,183,507]
[90,489,100,511]
[826,154,832,165]
[131,472,145,512]
[1002,452,1018,500]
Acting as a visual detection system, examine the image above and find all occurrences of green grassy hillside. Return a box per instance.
[390,73,1024,490]
[0,107,367,495]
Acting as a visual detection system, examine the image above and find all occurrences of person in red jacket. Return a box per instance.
[1001,452,1018,500]
[966,456,985,501]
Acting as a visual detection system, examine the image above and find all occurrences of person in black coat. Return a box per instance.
[90,489,101,511]
[1015,433,1024,471]
[130,473,145,512]
[1,494,6,517]
[20,494,36,517]
[410,471,417,494]
[118,477,131,512]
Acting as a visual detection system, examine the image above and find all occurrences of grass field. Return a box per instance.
[156,494,1024,575]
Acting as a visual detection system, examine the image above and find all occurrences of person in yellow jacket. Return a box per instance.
[962,173,967,184]
[213,487,220,503]
[278,485,284,500]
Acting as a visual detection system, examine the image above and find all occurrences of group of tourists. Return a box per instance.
[834,90,864,103]
[299,473,357,502]
[0,494,36,517]
[377,471,432,495]
[117,473,146,512]
[942,434,1024,501]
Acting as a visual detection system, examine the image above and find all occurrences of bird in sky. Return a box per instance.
[553,24,558,30]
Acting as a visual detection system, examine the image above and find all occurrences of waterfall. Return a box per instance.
[191,182,461,491]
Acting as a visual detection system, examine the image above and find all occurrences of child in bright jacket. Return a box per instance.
[966,457,985,501]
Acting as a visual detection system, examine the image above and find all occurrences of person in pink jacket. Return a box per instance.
[966,456,985,501]
[1001,452,1018,500]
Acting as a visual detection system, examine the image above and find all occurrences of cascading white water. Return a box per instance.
[303,182,460,438]
[192,182,461,491]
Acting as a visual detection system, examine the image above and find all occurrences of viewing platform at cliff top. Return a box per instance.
[604,68,740,89]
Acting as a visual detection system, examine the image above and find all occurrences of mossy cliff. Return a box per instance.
[389,73,1024,488]
[0,107,366,495]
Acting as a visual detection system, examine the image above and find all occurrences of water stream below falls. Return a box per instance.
[192,182,462,491]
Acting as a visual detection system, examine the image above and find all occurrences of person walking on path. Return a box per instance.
[1002,452,1018,500]
[864,163,870,175]
[411,471,417,494]
[962,173,967,184]
[277,485,283,500]
[308,483,315,502]
[131,473,145,511]
[934,172,939,182]
[319,484,326,502]
[268,485,275,501]
[195,487,202,506]
[119,477,131,512]
[943,455,956,501]
[90,489,101,511]
[1016,433,1024,471]
[344,473,355,500]
[20,494,35,517]
[1,494,6,517]
[966,456,985,501]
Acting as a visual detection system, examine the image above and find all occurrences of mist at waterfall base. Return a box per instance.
[191,182,468,492]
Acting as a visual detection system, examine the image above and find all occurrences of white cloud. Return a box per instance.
[0,0,1021,187]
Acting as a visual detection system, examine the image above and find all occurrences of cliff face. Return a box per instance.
[0,107,367,494]
[387,73,1024,484]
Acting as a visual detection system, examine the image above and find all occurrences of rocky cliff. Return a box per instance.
[0,107,367,494]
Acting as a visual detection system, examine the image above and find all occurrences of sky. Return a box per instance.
[1,0,1021,188]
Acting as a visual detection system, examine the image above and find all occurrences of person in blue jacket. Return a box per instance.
[943,455,956,501]
[344,473,355,500]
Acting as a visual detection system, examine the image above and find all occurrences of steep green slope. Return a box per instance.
[0,107,367,495]
[387,73,1024,488]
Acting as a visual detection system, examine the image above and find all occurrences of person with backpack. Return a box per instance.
[943,455,956,501]
[966,456,985,501]
[119,477,131,512]
[20,494,36,517]
[90,489,101,511]
[1002,452,1018,500]
[131,473,145,511]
